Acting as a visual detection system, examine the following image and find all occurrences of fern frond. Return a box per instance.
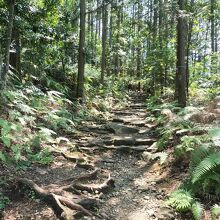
[192,152,220,184]
[189,145,211,174]
[191,201,204,220]
[211,205,220,220]
[167,189,193,212]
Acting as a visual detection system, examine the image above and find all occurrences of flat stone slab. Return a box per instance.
[84,135,156,148]
[106,123,139,135]
[129,104,147,109]
[102,145,150,151]
[113,136,135,146]
[112,117,146,127]
[135,138,156,145]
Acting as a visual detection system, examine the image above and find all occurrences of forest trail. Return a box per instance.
[3,93,187,220]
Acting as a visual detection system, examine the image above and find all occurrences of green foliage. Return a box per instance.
[156,129,173,150]
[27,148,53,165]
[167,190,204,219]
[211,205,220,220]
[0,192,10,210]
[174,135,209,159]
[43,109,75,133]
[189,145,211,173]
[168,126,220,218]
[191,152,220,184]
[170,119,195,130]
[191,201,204,220]
[209,128,220,146]
[167,189,193,212]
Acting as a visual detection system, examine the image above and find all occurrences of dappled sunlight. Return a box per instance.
[0,0,219,218]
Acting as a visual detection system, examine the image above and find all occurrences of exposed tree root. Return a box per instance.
[73,174,115,193]
[16,170,114,220]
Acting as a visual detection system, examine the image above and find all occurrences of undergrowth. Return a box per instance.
[146,95,220,220]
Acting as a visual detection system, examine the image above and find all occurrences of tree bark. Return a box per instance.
[76,0,86,100]
[186,0,194,96]
[136,0,142,91]
[10,27,21,78]
[101,3,108,84]
[0,0,15,90]
[211,0,215,53]
[175,0,187,107]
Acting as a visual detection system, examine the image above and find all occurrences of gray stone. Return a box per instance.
[106,123,139,135]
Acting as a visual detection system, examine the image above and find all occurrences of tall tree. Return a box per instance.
[0,0,15,90]
[210,0,216,53]
[176,0,187,107]
[101,2,108,84]
[76,0,86,100]
[136,0,142,91]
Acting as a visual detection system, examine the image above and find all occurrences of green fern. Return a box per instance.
[175,136,201,159]
[156,129,173,150]
[211,205,220,220]
[189,145,212,174]
[191,201,204,220]
[192,152,220,184]
[209,128,220,146]
[167,189,193,212]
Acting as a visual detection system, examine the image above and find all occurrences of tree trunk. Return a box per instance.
[186,0,194,96]
[210,0,217,74]
[76,0,86,100]
[101,3,108,84]
[136,0,142,91]
[211,0,215,53]
[10,28,21,78]
[175,0,187,107]
[0,46,2,81]
[0,0,15,90]
[151,0,158,95]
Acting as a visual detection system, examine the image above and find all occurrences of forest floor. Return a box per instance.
[1,93,192,220]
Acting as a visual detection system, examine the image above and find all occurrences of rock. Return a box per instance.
[103,159,115,163]
[138,128,150,134]
[100,212,108,219]
[135,138,156,145]
[113,136,135,145]
[129,103,146,109]
[130,146,149,151]
[36,168,48,175]
[161,109,176,120]
[106,123,139,135]
[112,118,124,123]
[147,209,155,216]
[146,142,158,152]
[144,196,150,200]
[175,129,189,136]
[142,151,152,162]
[156,194,163,200]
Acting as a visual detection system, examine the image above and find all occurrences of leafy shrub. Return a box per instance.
[168,127,220,218]
[174,135,209,159]
[156,128,173,150]
[0,193,10,210]
[43,110,75,133]
[167,189,194,212]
